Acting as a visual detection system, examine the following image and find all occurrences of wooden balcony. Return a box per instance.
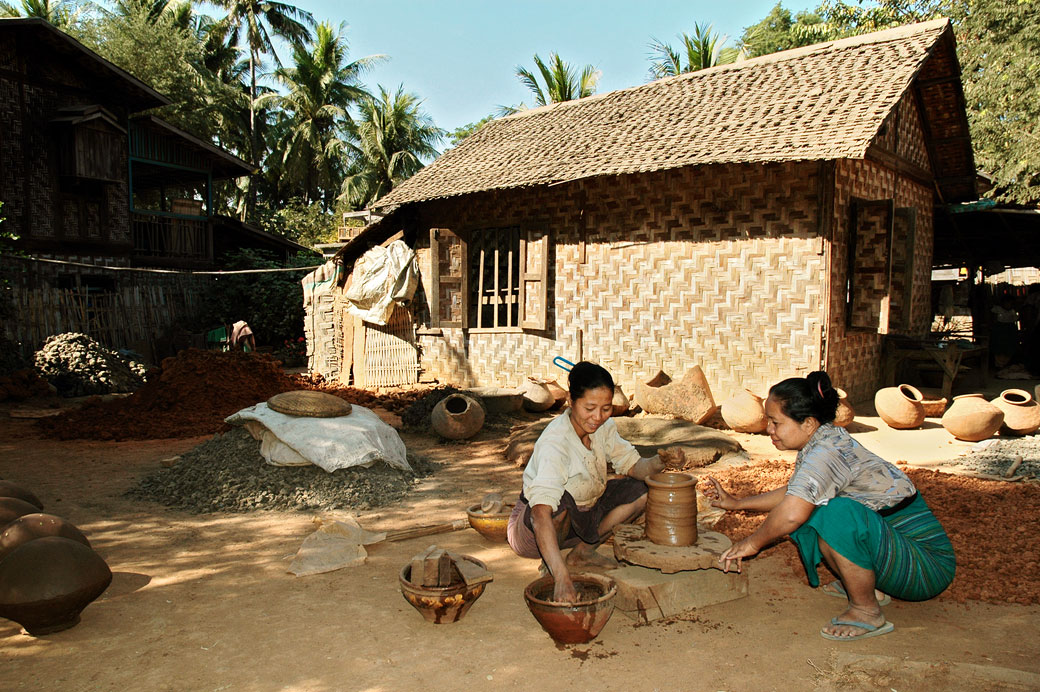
[131,210,213,267]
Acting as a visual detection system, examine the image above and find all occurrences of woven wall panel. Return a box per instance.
[413,161,826,396]
[363,304,419,386]
[896,96,931,172]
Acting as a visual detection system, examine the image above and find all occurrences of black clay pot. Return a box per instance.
[0,514,91,561]
[0,481,43,510]
[0,536,112,635]
[0,497,41,528]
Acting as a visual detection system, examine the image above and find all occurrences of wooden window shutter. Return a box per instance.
[519,227,549,330]
[429,228,468,328]
[846,198,893,333]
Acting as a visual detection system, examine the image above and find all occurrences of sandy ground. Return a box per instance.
[2,392,1040,692]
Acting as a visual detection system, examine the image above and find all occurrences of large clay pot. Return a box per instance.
[521,378,555,412]
[431,393,485,440]
[524,572,616,644]
[0,513,91,561]
[721,390,767,433]
[399,555,489,624]
[0,497,40,527]
[941,393,1004,442]
[0,481,43,510]
[644,472,698,546]
[833,388,855,428]
[874,384,926,430]
[0,536,112,635]
[611,385,630,417]
[545,380,568,409]
[990,389,1040,436]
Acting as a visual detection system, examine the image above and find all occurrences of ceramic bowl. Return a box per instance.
[398,555,489,624]
[524,572,617,644]
[466,503,513,542]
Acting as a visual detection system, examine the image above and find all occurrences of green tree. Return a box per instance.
[257,22,381,208]
[0,0,79,27]
[340,85,444,209]
[448,115,494,147]
[502,52,599,114]
[739,3,827,58]
[648,23,740,79]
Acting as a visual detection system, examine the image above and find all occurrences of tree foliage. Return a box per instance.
[647,23,740,79]
[448,115,494,147]
[502,52,599,114]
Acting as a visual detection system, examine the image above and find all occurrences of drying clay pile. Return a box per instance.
[127,427,436,513]
[34,333,148,397]
[704,459,1040,606]
[0,368,53,402]
[0,480,112,635]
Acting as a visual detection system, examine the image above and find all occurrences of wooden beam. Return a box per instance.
[865,145,934,188]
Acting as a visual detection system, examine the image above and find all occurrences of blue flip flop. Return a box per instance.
[821,618,894,641]
[822,580,891,606]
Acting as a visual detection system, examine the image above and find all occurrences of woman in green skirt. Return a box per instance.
[708,371,955,641]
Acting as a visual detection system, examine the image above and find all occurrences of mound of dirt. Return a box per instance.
[0,368,54,402]
[34,333,147,397]
[702,460,1040,606]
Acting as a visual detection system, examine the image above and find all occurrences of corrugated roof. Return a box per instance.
[374,19,953,208]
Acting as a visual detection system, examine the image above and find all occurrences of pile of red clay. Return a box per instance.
[704,460,1040,606]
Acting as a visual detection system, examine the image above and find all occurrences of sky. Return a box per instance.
[272,1,817,136]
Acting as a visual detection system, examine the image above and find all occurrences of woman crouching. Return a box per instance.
[709,371,955,641]
[507,362,665,603]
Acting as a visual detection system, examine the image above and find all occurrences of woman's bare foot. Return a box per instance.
[821,580,889,604]
[821,603,887,639]
[565,544,618,569]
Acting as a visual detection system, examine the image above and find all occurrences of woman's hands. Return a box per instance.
[552,572,578,603]
[704,476,742,510]
[718,536,761,573]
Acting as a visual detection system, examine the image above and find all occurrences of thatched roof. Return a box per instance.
[375,19,975,208]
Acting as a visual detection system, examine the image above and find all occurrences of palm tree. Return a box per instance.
[0,0,77,27]
[258,22,381,208]
[647,23,740,80]
[506,52,599,113]
[340,85,444,209]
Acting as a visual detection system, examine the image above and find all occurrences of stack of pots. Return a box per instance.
[874,384,926,430]
[0,481,112,635]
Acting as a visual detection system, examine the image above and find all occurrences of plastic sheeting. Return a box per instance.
[225,403,411,473]
[343,240,419,325]
[287,514,387,576]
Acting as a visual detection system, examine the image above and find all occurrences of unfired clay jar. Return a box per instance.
[833,388,855,428]
[611,385,630,417]
[0,497,40,527]
[521,378,555,412]
[990,389,1040,436]
[431,393,485,440]
[874,384,926,429]
[721,390,768,433]
[921,397,948,418]
[0,514,91,561]
[545,380,568,409]
[524,572,616,644]
[0,536,112,635]
[941,393,1004,442]
[0,481,43,510]
[644,472,698,546]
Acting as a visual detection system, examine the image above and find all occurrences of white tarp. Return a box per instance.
[287,514,387,577]
[301,260,341,304]
[225,403,411,473]
[343,240,419,325]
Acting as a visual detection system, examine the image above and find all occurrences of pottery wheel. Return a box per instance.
[612,524,731,574]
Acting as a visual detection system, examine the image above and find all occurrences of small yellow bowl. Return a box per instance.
[466,503,513,542]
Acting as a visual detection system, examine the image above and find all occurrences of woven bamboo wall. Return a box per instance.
[303,284,340,378]
[411,161,827,398]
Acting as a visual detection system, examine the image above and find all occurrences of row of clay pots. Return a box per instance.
[720,388,856,433]
[0,481,112,636]
[875,385,1040,441]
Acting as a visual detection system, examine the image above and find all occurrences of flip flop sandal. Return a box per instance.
[822,580,891,606]
[820,618,895,641]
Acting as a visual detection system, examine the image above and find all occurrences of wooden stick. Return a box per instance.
[384,518,469,543]
[1004,456,1024,478]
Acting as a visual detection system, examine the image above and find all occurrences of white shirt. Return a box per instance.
[522,412,641,511]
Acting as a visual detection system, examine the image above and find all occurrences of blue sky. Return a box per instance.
[277,1,816,136]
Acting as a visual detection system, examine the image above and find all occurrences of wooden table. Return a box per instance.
[882,339,989,400]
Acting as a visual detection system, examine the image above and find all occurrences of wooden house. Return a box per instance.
[322,20,976,400]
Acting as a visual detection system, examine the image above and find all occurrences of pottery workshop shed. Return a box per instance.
[313,19,976,401]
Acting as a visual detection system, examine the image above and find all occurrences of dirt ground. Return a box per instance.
[2,391,1040,692]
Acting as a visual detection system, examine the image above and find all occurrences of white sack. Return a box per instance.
[301,260,341,305]
[288,514,387,577]
[225,403,411,473]
[343,240,418,325]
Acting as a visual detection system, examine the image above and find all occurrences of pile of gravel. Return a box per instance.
[34,333,148,397]
[126,427,437,513]
[953,436,1040,478]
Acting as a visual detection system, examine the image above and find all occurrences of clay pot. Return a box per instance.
[0,481,43,510]
[921,397,948,418]
[431,393,485,440]
[521,378,555,412]
[874,384,926,430]
[721,390,767,433]
[399,555,489,624]
[0,513,90,561]
[990,389,1040,436]
[465,387,522,415]
[941,394,1004,442]
[524,572,616,644]
[632,370,672,410]
[0,497,40,528]
[833,388,855,428]
[644,472,698,546]
[465,503,514,543]
[545,380,568,409]
[611,385,630,417]
[0,536,112,635]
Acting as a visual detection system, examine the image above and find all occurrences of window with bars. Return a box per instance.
[428,226,549,331]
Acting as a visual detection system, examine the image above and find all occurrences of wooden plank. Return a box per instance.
[449,553,493,587]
